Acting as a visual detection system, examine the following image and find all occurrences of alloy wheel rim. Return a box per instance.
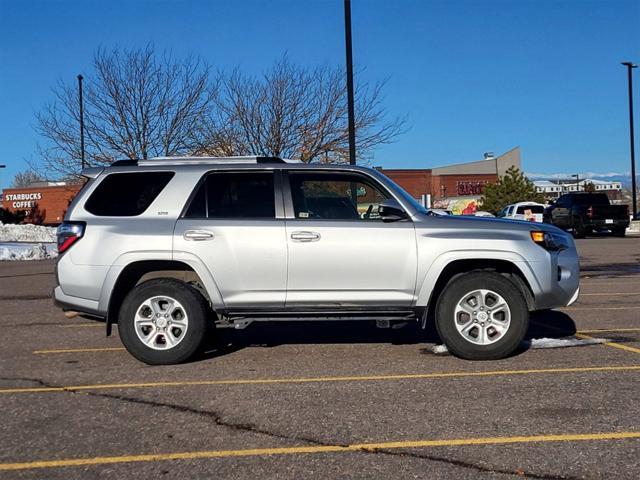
[134,296,189,350]
[453,289,511,345]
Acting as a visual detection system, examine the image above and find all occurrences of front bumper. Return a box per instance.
[530,245,580,310]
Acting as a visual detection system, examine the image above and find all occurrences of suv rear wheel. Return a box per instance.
[435,272,528,360]
[118,278,210,365]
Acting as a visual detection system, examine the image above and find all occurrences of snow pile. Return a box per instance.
[430,336,609,355]
[0,243,58,261]
[0,222,57,243]
[526,337,609,349]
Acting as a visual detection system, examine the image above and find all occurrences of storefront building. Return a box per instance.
[1,182,82,225]
[379,147,520,214]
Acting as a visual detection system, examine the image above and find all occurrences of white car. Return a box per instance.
[497,202,546,222]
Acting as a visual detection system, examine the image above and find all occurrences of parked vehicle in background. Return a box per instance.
[473,211,495,217]
[54,156,580,365]
[497,202,545,222]
[544,193,629,238]
[427,208,453,216]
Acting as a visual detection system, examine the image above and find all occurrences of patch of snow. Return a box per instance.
[0,222,57,243]
[526,337,609,349]
[431,344,450,355]
[0,243,58,261]
[430,336,609,355]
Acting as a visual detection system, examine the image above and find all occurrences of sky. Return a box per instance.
[0,0,639,190]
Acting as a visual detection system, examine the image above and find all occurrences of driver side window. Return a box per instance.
[288,172,390,221]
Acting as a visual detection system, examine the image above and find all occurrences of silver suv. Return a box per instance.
[54,156,580,364]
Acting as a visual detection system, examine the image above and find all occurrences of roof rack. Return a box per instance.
[115,155,302,167]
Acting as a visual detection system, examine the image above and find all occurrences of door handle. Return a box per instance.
[183,230,214,241]
[290,231,321,242]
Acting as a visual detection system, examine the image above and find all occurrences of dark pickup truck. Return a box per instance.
[544,193,629,238]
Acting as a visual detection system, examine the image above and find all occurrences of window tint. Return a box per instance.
[516,205,544,214]
[185,172,275,219]
[288,172,389,221]
[85,172,174,216]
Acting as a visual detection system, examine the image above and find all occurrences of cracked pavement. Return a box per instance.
[1,237,639,479]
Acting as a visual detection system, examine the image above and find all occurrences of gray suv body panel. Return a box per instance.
[54,160,580,321]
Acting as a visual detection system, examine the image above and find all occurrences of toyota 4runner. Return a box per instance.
[54,156,580,364]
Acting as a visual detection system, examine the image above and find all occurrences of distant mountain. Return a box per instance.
[525,172,638,189]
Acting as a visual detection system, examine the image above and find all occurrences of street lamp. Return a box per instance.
[0,165,6,201]
[571,174,580,192]
[77,74,86,169]
[344,0,356,165]
[621,62,637,219]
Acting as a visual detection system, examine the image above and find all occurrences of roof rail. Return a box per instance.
[132,155,302,166]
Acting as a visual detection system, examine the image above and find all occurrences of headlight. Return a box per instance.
[530,231,569,251]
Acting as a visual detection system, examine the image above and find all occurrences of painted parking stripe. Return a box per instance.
[578,328,640,334]
[1,365,639,395]
[561,306,640,311]
[575,333,640,355]
[1,431,638,471]
[33,347,125,354]
[579,293,636,296]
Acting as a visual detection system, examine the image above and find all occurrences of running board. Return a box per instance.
[218,309,418,329]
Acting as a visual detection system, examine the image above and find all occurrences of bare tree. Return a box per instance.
[198,57,405,163]
[12,170,45,188]
[36,45,214,178]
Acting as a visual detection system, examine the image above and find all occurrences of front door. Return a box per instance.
[173,170,287,308]
[283,170,418,307]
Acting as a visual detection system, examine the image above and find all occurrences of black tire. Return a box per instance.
[118,278,210,365]
[435,272,529,360]
[572,218,586,238]
[612,227,626,237]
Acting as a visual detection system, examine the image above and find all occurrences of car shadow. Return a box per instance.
[194,310,578,362]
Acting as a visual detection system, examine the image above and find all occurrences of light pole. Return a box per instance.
[77,74,86,169]
[344,0,356,165]
[572,174,580,192]
[0,165,6,202]
[622,62,637,219]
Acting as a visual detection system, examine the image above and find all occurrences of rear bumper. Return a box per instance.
[587,219,629,230]
[53,286,104,318]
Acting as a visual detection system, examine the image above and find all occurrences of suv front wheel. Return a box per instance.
[118,278,210,365]
[435,272,528,360]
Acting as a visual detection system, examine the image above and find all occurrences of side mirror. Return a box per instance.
[378,199,408,222]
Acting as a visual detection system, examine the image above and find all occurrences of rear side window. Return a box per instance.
[85,172,174,216]
[516,205,544,214]
[185,172,275,219]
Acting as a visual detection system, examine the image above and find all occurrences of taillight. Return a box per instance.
[57,222,86,254]
[587,206,593,218]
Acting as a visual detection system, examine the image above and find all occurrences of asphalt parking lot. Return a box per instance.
[1,236,639,479]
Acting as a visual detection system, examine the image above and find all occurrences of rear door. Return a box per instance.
[173,170,287,308]
[283,170,418,307]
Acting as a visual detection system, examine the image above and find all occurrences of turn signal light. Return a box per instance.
[530,231,545,244]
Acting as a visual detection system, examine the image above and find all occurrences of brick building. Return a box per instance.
[379,147,520,213]
[1,182,83,225]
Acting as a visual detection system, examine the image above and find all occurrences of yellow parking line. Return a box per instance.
[60,324,104,328]
[579,293,634,296]
[1,365,639,395]
[33,347,125,354]
[575,333,640,355]
[578,328,640,334]
[561,306,640,311]
[1,431,638,471]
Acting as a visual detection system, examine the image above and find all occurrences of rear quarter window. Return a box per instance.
[84,172,174,216]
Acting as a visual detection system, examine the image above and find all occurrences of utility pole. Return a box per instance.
[344,0,356,165]
[622,62,637,219]
[77,74,86,169]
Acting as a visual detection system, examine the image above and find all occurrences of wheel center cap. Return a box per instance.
[156,318,168,328]
[477,311,489,322]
